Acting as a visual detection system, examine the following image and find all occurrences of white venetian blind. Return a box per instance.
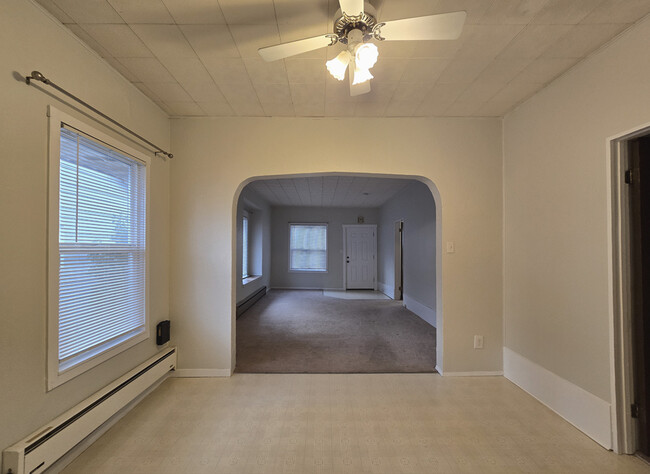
[58,126,146,371]
[242,216,249,278]
[289,224,327,271]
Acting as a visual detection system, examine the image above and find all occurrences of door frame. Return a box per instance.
[342,224,377,291]
[608,121,650,454]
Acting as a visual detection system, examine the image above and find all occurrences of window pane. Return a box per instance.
[289,224,327,271]
[242,216,249,278]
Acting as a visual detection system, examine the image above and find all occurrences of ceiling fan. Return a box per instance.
[258,0,466,96]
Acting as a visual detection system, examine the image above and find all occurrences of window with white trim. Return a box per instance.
[289,224,327,272]
[48,108,149,389]
[242,215,249,278]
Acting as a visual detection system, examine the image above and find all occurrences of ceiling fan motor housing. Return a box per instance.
[334,3,378,44]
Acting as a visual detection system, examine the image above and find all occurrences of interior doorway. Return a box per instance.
[394,220,403,300]
[629,134,650,460]
[343,224,377,290]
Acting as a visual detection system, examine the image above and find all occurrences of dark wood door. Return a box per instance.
[629,135,650,458]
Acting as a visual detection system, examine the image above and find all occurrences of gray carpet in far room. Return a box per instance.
[236,290,436,373]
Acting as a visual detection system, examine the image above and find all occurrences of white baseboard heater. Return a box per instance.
[3,347,176,474]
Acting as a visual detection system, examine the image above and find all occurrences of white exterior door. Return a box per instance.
[345,225,376,289]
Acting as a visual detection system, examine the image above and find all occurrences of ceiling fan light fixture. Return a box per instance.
[352,64,373,85]
[326,50,352,81]
[354,42,378,70]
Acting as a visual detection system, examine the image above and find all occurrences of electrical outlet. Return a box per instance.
[474,335,484,349]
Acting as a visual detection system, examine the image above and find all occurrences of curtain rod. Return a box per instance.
[25,71,173,159]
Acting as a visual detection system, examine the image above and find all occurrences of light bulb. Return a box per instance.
[326,50,351,81]
[354,42,379,70]
[352,65,373,85]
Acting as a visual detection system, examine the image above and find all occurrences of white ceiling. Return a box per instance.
[36,0,650,118]
[246,176,413,207]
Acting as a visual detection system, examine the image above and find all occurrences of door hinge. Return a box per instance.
[625,169,633,184]
[631,403,639,418]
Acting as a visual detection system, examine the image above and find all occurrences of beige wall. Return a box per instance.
[0,0,170,451]
[170,116,503,375]
[503,16,650,402]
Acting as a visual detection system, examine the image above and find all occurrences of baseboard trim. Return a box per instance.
[403,293,436,328]
[503,347,612,449]
[437,367,503,376]
[270,287,345,291]
[377,281,394,299]
[173,368,231,377]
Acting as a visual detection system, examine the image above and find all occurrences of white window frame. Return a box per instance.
[242,212,250,279]
[288,223,328,273]
[47,106,151,390]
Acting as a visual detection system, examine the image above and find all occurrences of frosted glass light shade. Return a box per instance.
[326,50,351,80]
[354,42,378,69]
[352,65,374,85]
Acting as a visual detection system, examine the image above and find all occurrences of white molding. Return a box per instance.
[270,287,345,291]
[503,347,612,449]
[173,368,231,377]
[437,367,503,376]
[377,281,394,299]
[403,293,436,328]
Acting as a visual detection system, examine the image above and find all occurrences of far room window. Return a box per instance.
[289,224,327,272]
[47,107,150,390]
[242,215,249,278]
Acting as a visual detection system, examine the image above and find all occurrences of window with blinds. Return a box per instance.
[242,215,249,278]
[50,120,149,384]
[289,224,327,271]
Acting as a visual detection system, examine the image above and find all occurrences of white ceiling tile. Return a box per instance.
[180,25,239,60]
[457,81,507,103]
[117,57,177,82]
[531,0,604,25]
[325,102,356,116]
[325,77,357,102]
[376,41,417,59]
[385,100,420,117]
[399,58,450,83]
[478,0,551,25]
[541,23,629,58]
[244,59,289,84]
[355,82,398,102]
[274,0,329,26]
[229,24,281,58]
[581,0,650,24]
[436,56,493,84]
[133,82,161,101]
[476,57,532,83]
[202,58,250,84]
[415,100,452,116]
[104,57,140,82]
[165,101,205,115]
[444,101,482,116]
[261,102,295,116]
[81,24,152,58]
[159,57,213,84]
[490,80,543,103]
[514,57,579,84]
[308,177,323,206]
[162,0,226,24]
[391,82,430,102]
[182,82,227,103]
[355,100,388,117]
[424,82,469,102]
[292,179,312,205]
[254,83,293,103]
[146,82,193,102]
[52,0,124,23]
[497,24,573,59]
[230,101,266,116]
[293,102,325,116]
[218,81,259,102]
[107,0,173,23]
[65,24,112,57]
[285,59,327,83]
[131,25,196,58]
[410,39,462,59]
[434,0,495,24]
[368,58,408,83]
[36,0,75,23]
[456,24,525,59]
[290,83,326,104]
[218,0,277,25]
[197,101,235,116]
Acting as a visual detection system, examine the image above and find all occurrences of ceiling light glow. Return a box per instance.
[354,42,379,70]
[352,64,374,85]
[326,50,352,80]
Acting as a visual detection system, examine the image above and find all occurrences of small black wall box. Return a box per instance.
[156,320,170,345]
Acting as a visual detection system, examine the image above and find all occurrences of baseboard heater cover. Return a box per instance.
[236,286,266,318]
[3,347,176,474]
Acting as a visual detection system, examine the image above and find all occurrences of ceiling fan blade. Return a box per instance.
[258,35,334,62]
[379,11,467,41]
[349,64,371,96]
[339,0,364,17]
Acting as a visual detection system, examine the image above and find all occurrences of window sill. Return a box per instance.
[242,275,262,286]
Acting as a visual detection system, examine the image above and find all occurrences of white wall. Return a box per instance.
[170,116,503,375]
[270,206,378,289]
[378,181,436,326]
[503,14,650,437]
[0,0,170,453]
[235,186,271,303]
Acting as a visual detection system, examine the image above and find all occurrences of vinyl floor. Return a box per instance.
[61,374,650,474]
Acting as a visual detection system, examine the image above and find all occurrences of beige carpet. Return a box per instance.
[236,290,436,373]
